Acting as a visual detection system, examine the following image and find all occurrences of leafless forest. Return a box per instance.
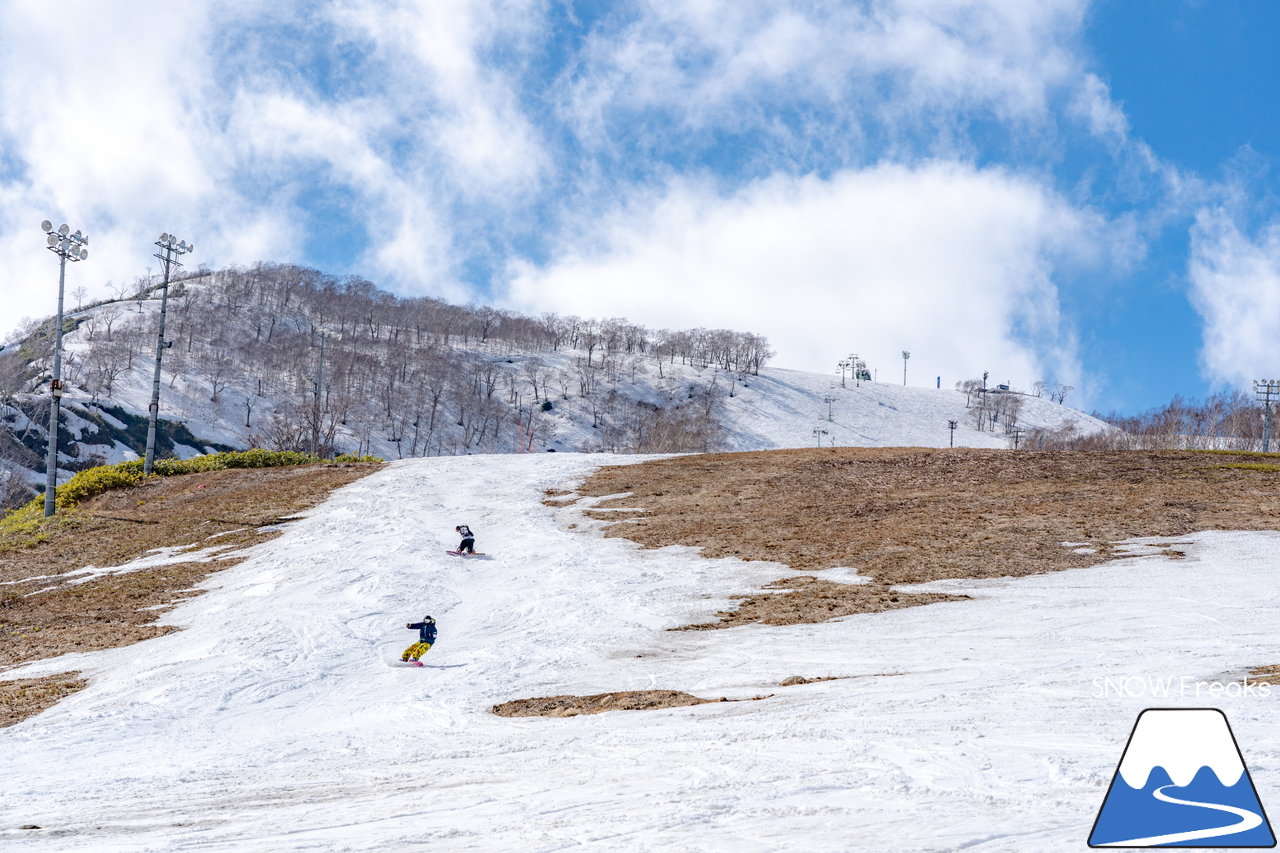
[0,263,774,499]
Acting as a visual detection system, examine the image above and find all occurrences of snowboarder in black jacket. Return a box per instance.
[455,525,476,554]
[402,616,437,662]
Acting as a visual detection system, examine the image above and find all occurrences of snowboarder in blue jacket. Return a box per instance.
[402,616,437,662]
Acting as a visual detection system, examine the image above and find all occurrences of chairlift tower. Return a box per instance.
[837,358,849,389]
[812,426,828,447]
[948,419,958,448]
[824,392,836,422]
[902,351,910,385]
[1255,380,1280,452]
[39,221,89,517]
[144,233,193,475]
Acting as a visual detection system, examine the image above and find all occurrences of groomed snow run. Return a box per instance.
[2,454,1278,852]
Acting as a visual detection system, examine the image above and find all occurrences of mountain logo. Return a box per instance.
[1089,708,1275,848]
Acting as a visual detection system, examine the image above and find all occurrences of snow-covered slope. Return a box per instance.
[1,454,1276,852]
[3,292,1104,496]
[719,367,1100,450]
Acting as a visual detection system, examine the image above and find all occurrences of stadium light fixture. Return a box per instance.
[143,233,194,474]
[39,220,90,516]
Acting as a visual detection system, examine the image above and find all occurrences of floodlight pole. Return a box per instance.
[144,234,192,475]
[40,221,88,517]
[902,351,910,385]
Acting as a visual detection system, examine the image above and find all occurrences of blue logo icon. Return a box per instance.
[1090,708,1275,847]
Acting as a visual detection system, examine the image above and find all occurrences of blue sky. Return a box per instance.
[5,1,1280,415]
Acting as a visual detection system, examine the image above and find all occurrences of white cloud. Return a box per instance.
[1189,207,1280,387]
[506,161,1103,391]
[1071,73,1130,144]
[0,0,1140,390]
[0,0,547,339]
[559,0,1090,148]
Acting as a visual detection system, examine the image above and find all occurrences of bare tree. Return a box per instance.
[201,352,233,402]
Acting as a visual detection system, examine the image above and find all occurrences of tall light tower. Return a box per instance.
[1255,380,1280,452]
[40,221,89,517]
[144,233,193,475]
[902,351,910,385]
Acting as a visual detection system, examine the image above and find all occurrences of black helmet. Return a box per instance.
[423,615,434,623]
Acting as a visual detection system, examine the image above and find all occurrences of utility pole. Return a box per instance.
[144,233,193,474]
[902,351,910,385]
[948,420,958,448]
[39,221,89,517]
[1255,380,1280,452]
[310,329,340,457]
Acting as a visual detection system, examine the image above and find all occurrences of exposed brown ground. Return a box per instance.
[0,462,381,727]
[0,673,87,727]
[492,689,775,717]
[572,448,1280,628]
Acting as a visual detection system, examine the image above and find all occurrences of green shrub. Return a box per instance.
[6,449,387,517]
[55,465,146,508]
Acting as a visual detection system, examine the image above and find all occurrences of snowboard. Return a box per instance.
[445,550,486,557]
[393,659,424,667]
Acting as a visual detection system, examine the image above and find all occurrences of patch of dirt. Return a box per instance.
[493,689,768,717]
[0,673,87,728]
[1249,665,1280,680]
[0,463,381,724]
[574,448,1280,626]
[676,575,969,629]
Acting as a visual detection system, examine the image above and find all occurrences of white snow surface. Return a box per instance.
[717,368,1098,450]
[3,453,1278,852]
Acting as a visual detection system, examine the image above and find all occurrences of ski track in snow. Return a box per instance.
[2,453,1278,851]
